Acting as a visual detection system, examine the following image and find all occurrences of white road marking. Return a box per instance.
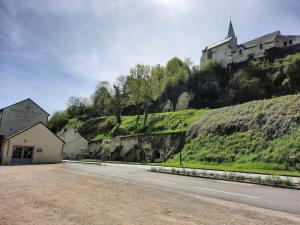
[112,172,133,177]
[194,187,259,199]
[144,177,176,185]
[216,180,254,186]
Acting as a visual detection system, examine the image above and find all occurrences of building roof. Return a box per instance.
[6,122,65,143]
[0,98,50,116]
[204,37,232,51]
[239,31,280,49]
[227,20,236,39]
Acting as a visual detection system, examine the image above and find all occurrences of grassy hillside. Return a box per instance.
[188,94,300,138]
[78,109,208,142]
[76,94,300,174]
[168,94,300,174]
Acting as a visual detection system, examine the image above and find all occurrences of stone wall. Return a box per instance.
[89,133,183,162]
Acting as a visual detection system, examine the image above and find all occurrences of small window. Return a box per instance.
[207,50,212,59]
[239,49,242,54]
[289,40,293,45]
[248,54,255,60]
[260,44,263,49]
[284,41,287,46]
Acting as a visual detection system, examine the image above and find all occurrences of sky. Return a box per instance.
[0,0,300,115]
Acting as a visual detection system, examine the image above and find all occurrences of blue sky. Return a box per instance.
[0,0,300,115]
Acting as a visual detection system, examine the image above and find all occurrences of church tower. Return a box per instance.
[227,20,238,50]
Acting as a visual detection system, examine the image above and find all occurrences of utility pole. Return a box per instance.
[179,120,183,167]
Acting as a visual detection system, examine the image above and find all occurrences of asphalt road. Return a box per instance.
[64,162,300,215]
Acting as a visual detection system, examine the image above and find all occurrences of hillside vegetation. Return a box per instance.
[169,94,300,172]
[79,109,208,142]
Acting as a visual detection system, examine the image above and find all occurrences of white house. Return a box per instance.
[58,128,88,159]
[201,20,300,67]
[0,99,64,165]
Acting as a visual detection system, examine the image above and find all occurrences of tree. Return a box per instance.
[229,70,265,104]
[164,57,190,111]
[141,65,166,127]
[111,76,128,124]
[66,96,88,118]
[92,81,113,116]
[47,111,68,133]
[127,64,151,127]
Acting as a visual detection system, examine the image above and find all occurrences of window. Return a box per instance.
[260,44,263,49]
[23,147,33,159]
[248,54,255,60]
[289,40,293,45]
[12,147,22,158]
[207,50,212,59]
[284,41,287,46]
[239,49,242,54]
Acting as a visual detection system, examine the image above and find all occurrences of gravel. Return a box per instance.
[0,164,299,225]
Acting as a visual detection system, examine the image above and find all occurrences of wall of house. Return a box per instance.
[232,42,275,63]
[1,123,63,165]
[275,36,300,48]
[0,100,48,138]
[60,128,88,159]
[202,42,232,67]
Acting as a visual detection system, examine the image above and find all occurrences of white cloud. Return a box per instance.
[58,53,117,83]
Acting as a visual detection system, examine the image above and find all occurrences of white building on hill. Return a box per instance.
[201,20,300,67]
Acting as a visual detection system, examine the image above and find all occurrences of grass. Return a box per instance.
[116,109,208,135]
[168,128,300,174]
[188,94,300,139]
[155,161,300,177]
[82,109,208,141]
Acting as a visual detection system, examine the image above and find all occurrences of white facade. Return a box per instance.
[0,123,64,165]
[58,128,88,159]
[201,21,300,66]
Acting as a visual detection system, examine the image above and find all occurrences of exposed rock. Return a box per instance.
[89,133,183,162]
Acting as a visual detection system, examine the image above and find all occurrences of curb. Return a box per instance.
[149,167,300,190]
[151,164,300,179]
[63,160,103,166]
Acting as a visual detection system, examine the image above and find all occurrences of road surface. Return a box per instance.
[64,162,300,215]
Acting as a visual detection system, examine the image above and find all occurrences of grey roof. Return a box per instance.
[204,37,232,51]
[0,98,49,116]
[239,31,280,49]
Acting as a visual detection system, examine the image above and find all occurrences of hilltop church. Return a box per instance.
[201,20,300,67]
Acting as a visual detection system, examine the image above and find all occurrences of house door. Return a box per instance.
[11,146,33,164]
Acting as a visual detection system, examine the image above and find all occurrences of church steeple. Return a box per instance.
[227,19,236,39]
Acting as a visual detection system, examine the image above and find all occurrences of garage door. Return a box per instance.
[11,146,33,164]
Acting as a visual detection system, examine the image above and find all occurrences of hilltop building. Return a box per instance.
[201,20,300,67]
[0,99,64,165]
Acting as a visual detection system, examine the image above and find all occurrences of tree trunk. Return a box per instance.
[143,103,149,128]
[135,104,140,129]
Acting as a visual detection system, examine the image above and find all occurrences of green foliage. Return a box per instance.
[92,81,113,116]
[164,57,190,110]
[188,94,300,139]
[172,127,300,170]
[189,61,228,108]
[115,109,208,136]
[81,109,208,140]
[66,118,84,129]
[47,111,68,133]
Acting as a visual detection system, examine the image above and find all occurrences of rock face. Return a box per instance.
[89,133,183,162]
